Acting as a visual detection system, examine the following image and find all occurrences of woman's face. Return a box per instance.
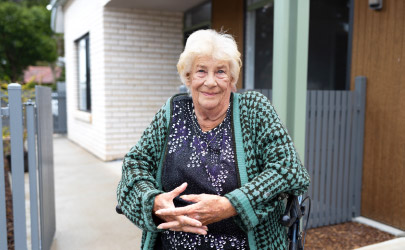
[186,56,233,114]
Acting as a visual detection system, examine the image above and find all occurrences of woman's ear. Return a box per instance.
[230,77,237,92]
[231,84,237,92]
[185,73,191,86]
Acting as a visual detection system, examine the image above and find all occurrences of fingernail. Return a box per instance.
[155,211,161,215]
[157,225,163,229]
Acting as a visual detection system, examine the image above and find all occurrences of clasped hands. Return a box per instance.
[153,182,237,235]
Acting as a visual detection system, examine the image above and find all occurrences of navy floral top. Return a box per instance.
[157,95,248,250]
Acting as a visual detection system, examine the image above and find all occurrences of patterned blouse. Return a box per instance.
[156,95,248,250]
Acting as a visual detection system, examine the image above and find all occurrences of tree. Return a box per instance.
[0,1,57,82]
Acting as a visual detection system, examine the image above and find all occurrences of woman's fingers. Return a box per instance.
[157,215,208,235]
[157,220,180,229]
[178,226,208,235]
[157,215,202,228]
[168,182,188,198]
[180,194,202,202]
[156,204,197,216]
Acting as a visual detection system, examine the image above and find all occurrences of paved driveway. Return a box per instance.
[50,136,142,250]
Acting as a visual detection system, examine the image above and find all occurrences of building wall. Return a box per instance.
[351,0,405,230]
[64,1,183,160]
[64,0,107,159]
[212,0,244,89]
[103,7,183,160]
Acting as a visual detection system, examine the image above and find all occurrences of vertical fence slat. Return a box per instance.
[0,110,7,250]
[9,83,28,250]
[304,91,310,225]
[349,90,360,217]
[354,77,367,216]
[331,91,341,224]
[337,92,348,223]
[319,91,329,226]
[313,91,323,227]
[26,102,40,250]
[307,91,316,227]
[304,91,310,177]
[343,92,353,221]
[326,91,336,226]
[36,86,56,250]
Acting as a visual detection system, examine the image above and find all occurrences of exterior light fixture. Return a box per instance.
[369,0,383,10]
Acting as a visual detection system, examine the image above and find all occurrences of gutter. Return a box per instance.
[49,0,67,33]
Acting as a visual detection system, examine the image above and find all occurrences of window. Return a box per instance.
[307,0,351,90]
[183,1,212,45]
[77,34,91,112]
[244,0,352,90]
[244,0,274,90]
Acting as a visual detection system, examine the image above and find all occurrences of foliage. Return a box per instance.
[0,1,58,82]
[2,126,10,155]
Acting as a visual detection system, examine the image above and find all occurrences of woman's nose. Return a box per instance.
[204,73,217,87]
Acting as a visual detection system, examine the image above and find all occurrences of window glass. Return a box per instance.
[244,0,351,90]
[184,1,211,45]
[77,34,91,111]
[307,0,350,90]
[245,0,274,89]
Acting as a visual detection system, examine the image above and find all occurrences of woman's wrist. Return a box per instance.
[220,196,238,218]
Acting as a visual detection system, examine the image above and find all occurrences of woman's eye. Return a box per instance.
[217,70,225,74]
[198,69,205,73]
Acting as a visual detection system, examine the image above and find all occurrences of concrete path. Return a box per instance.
[355,238,405,250]
[50,136,142,250]
[48,136,405,250]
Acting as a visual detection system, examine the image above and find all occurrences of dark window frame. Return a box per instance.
[75,33,91,112]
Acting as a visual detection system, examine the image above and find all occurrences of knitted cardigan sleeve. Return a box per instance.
[225,91,310,231]
[116,103,168,232]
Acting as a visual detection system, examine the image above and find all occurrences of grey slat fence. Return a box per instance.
[37,86,57,250]
[52,82,67,134]
[241,76,366,228]
[0,83,56,250]
[305,78,366,228]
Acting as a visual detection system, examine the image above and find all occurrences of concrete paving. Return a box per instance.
[49,136,405,250]
[355,237,405,250]
[50,136,142,250]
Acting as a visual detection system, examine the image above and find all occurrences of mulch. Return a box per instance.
[304,221,396,250]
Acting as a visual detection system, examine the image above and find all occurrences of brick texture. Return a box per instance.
[64,0,183,160]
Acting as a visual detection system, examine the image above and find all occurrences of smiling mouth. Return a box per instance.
[202,92,217,96]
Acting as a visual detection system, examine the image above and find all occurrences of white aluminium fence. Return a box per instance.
[0,83,56,250]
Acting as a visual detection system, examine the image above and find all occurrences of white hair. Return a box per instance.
[177,29,242,86]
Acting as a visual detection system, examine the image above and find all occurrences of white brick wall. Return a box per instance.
[64,0,183,160]
[64,0,108,160]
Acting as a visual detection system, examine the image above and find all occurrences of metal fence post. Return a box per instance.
[8,83,28,250]
[0,107,8,250]
[354,76,366,217]
[26,100,40,250]
[36,86,56,250]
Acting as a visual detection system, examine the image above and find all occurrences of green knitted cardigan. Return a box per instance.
[117,91,310,250]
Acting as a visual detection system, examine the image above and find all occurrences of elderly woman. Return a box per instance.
[117,29,310,250]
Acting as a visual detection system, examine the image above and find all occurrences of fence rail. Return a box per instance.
[0,83,55,250]
[242,77,366,228]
